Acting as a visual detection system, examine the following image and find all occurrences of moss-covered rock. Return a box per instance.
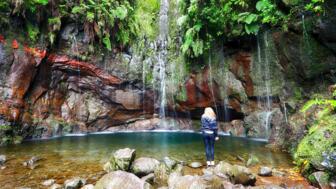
[294,115,336,177]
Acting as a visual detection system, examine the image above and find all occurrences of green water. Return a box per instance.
[0,132,295,188]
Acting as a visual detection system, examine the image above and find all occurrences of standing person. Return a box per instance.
[201,107,219,167]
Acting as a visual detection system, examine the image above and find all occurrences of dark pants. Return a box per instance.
[202,132,215,161]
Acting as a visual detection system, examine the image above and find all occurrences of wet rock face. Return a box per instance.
[0,34,156,140]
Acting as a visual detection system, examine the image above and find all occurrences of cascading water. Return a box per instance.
[219,48,230,121]
[256,32,273,139]
[154,0,169,126]
[207,53,219,115]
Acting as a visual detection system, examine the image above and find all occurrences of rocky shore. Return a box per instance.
[1,147,328,189]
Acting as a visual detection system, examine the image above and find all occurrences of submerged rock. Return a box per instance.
[131,157,160,176]
[94,171,151,189]
[0,155,6,165]
[23,156,41,169]
[258,167,272,177]
[64,177,86,189]
[42,179,55,186]
[104,148,136,172]
[246,154,259,167]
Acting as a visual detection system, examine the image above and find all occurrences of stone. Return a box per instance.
[188,161,203,168]
[155,162,184,187]
[0,155,6,165]
[105,148,136,172]
[309,171,330,189]
[94,171,150,189]
[231,165,257,185]
[141,173,155,183]
[168,175,207,189]
[162,156,177,170]
[49,183,63,189]
[214,161,234,178]
[248,185,285,189]
[246,154,259,167]
[81,184,94,189]
[64,177,86,189]
[272,169,286,177]
[131,157,160,176]
[23,156,41,169]
[42,179,56,186]
[258,167,272,176]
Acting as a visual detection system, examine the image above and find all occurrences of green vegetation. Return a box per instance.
[294,86,336,181]
[0,0,160,51]
[178,0,325,57]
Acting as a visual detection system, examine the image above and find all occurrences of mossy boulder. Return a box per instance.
[104,148,136,172]
[294,115,336,175]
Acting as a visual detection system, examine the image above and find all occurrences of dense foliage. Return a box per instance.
[178,0,325,57]
[0,0,160,51]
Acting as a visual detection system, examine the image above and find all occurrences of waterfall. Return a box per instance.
[256,32,273,139]
[207,54,219,115]
[219,48,230,121]
[153,0,169,125]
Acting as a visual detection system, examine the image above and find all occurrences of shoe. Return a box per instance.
[211,161,215,166]
[206,161,211,167]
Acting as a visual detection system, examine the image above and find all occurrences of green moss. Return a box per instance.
[26,22,40,42]
[294,115,336,175]
[0,125,11,131]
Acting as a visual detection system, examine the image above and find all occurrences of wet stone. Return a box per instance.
[0,155,6,165]
[42,179,56,186]
[258,167,272,176]
[64,177,86,189]
[49,183,63,189]
[23,156,41,169]
[81,184,94,189]
[188,161,203,168]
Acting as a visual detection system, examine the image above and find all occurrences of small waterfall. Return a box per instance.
[219,48,230,121]
[153,0,169,126]
[207,54,219,115]
[256,32,273,139]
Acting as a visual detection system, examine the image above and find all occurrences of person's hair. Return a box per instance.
[203,107,216,119]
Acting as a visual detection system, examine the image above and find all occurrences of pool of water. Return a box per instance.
[0,132,303,188]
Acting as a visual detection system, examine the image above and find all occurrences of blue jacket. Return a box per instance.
[201,116,218,136]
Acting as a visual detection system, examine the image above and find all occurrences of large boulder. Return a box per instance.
[214,161,256,186]
[104,148,136,172]
[131,157,160,176]
[94,171,151,189]
[231,165,257,185]
[154,159,177,187]
[168,175,207,189]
